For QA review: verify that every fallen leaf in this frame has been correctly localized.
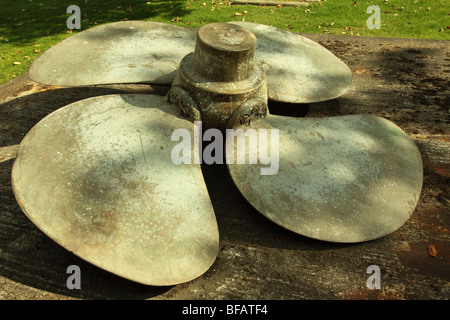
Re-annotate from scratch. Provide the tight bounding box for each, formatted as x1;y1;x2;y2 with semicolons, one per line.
34;49;40;53
428;244;438;257
13;61;21;65
355;68;371;75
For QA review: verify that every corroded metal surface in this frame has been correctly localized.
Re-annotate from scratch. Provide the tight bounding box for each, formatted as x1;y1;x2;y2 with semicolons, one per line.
169;23;268;130
29;20;352;106
29;21;197;87
230;21;353;103
11;94;219;285
0;33;448;300
226;113;423;243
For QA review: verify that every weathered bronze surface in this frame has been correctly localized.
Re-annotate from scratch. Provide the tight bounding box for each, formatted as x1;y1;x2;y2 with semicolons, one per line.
11;94;219;286
0;32;447;300
226;112;423;242
28;21;197;86
230;21;353;103
29;20;352;105
3;21;435;292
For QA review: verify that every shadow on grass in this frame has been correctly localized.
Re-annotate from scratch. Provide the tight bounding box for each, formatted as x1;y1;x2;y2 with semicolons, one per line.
1;0;191;45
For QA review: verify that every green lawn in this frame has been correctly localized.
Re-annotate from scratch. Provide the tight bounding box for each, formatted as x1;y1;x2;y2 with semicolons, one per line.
0;0;448;85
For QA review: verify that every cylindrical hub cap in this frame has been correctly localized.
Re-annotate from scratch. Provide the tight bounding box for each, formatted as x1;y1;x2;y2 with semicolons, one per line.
192;23;257;82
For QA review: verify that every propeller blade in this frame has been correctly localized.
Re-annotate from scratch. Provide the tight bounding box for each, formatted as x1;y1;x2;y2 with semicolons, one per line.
11;94;219;285
226;113;423;243
29;21;197;87
229;22;353;104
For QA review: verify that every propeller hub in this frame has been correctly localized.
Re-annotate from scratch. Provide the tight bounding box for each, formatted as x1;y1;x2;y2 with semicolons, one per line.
193;22;257;82
168;23;268;130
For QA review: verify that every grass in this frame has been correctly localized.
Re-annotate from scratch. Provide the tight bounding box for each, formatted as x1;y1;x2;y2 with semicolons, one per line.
0;0;448;86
